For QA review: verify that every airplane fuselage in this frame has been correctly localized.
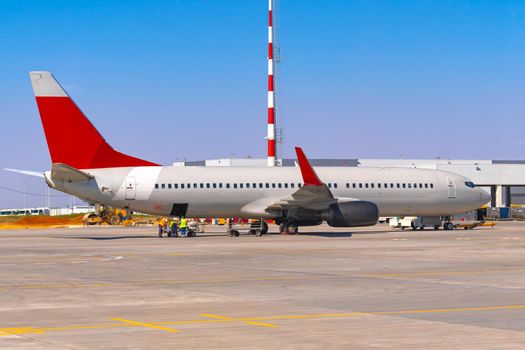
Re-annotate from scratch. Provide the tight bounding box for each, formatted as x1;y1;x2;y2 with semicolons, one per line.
48;165;489;219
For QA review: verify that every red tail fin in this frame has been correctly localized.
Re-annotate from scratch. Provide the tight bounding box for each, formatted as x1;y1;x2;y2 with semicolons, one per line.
29;71;159;169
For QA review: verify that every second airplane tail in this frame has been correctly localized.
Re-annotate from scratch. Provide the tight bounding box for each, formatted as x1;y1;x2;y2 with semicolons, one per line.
29;71;158;170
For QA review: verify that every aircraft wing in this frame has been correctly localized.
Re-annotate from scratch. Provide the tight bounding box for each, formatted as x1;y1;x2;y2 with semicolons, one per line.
265;147;337;212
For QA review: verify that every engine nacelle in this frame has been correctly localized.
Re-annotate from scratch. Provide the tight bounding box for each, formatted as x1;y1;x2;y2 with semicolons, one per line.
323;201;379;227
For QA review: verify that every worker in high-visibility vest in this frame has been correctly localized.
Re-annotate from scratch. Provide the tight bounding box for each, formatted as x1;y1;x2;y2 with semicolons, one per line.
169;218;178;238
179;217;188;237
158;217;168;238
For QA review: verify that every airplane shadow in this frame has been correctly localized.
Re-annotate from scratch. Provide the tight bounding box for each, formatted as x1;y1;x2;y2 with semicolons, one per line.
63;235;154;240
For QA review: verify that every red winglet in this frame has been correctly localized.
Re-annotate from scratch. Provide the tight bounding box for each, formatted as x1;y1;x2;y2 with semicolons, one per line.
295;147;323;186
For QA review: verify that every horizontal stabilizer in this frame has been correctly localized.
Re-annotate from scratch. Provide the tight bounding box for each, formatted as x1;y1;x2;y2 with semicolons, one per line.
4;168;45;178
51;163;94;182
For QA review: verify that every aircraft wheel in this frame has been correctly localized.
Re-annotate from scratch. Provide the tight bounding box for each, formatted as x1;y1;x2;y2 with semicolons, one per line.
255;230;263;237
260;221;269;234
443;222;454;230
287;225;298;235
434;225;439;230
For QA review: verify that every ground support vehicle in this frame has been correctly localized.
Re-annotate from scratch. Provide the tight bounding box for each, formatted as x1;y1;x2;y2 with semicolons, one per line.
227;219;268;237
390;216;444;230
82;205;130;226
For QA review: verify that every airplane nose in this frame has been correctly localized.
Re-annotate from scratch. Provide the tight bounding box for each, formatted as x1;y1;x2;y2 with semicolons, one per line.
480;189;491;204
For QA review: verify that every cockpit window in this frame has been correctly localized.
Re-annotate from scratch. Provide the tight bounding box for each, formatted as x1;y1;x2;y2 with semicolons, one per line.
465;181;476;188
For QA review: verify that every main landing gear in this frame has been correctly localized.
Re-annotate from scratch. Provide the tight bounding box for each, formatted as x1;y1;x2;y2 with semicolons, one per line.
442;216;454;230
443;222;454;230
279;222;299;235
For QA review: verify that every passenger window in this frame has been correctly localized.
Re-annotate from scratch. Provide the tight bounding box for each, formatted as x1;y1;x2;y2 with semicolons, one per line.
365;183;369;188
266;183;269;188
234;184;238;189
161;184;165;189
414;183;417;188
168;184;172;189
402;184;406;188
200;183;204;189
334;183;338;189
385;183;388;188
298;183;302;188
291;183;295;188
284;183;288;188
278;183;282;188
213;183;216;188
419;183;423;188
181;184;185;189
239;183;243;189
359;183;363;188
193;183;197;188
155;184;159;189
371;183;374;188
408;184;411;188
353;183;356;188
253;183;257;188
346;183;349;188
378;183;381;188
328;183;332;188
174;184;178;189
430;183;434;188
272;183;276;188
226;183;230;189
219;183;223;188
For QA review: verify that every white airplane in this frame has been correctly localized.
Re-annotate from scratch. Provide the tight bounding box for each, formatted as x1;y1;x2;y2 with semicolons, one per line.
17;71;490;234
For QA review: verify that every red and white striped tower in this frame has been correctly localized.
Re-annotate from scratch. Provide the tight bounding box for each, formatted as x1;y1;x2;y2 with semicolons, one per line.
267;0;276;166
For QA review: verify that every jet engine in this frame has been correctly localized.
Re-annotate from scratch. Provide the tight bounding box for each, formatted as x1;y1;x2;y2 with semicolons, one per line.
323;201;379;227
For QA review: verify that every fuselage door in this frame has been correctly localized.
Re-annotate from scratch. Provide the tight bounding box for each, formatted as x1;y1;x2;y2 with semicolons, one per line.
125;176;136;200
447;177;456;198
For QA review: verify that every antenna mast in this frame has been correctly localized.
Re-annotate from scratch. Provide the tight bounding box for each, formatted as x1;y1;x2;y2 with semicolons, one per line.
267;0;276;166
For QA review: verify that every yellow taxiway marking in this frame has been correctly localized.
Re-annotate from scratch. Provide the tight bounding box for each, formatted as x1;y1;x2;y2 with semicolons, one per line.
201;313;278;328
2;304;525;337
111;317;179;333
0;327;46;336
244;321;279;328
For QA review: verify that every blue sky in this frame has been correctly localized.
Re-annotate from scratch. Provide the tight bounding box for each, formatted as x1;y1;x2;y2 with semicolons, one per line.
1;0;524;207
